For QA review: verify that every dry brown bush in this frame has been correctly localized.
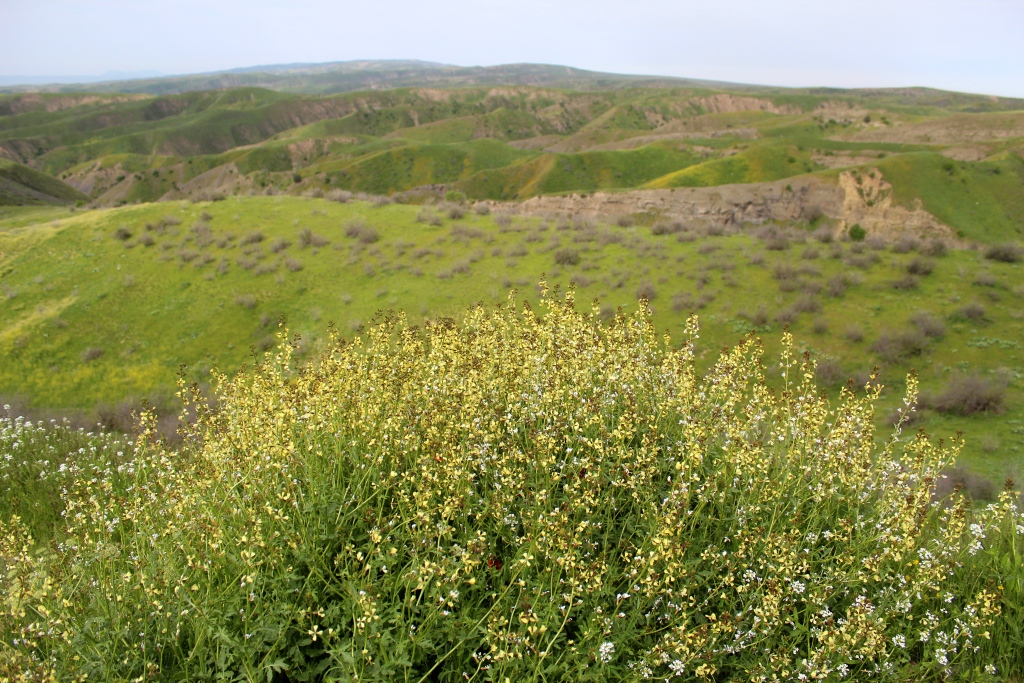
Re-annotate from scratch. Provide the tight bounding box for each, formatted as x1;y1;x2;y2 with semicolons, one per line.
925;374;1005;416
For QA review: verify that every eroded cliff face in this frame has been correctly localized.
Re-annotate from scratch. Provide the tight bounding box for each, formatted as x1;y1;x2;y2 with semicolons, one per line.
492;169;960;243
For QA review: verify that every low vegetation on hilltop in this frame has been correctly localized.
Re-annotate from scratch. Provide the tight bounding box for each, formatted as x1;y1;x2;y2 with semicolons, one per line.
1;291;1022;681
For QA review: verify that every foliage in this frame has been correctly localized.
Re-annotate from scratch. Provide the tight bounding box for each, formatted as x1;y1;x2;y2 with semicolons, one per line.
1;291;1023;681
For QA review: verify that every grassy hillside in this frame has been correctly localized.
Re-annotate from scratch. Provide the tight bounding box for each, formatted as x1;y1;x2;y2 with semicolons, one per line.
2;196;1023;487
0;160;88;205
1;83;1022;245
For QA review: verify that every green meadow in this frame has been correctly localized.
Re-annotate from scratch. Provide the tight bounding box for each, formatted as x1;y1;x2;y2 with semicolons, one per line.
2;196;1022;486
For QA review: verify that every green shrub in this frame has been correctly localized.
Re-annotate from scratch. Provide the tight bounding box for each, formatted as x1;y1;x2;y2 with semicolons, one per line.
848;223;866;241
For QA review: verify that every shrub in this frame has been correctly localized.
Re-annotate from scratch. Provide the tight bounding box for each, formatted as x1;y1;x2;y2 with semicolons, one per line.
983;243;1023;263
814;357;845;387
890;275;919;290
920;239;947;257
801;246;820;260
870;329;927;363
240;231;265;246
473;202;490;215
974;271;999;288
113;226;132;241
892;236;919;254
927;374;1005;416
906;258;934;276
811;226;833;243
2;297;1022;681
843;325;864;343
826;275;847;298
616;214;635;227
635;281;657;301
136;233;155;247
553;248;581;266
848;223;866;241
950;303;987;323
326;189;352;203
299;228;332;248
80;347;104;362
910;312;945;339
651;222;682;236
933;467;996;503
234;294;257;309
270;238;291;253
344;222;378;244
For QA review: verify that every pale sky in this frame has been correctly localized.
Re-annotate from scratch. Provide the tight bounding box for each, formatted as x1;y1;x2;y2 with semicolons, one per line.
2;0;1022;97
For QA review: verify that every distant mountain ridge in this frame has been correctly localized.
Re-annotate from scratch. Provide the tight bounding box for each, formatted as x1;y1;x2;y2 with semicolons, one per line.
0;60;757;96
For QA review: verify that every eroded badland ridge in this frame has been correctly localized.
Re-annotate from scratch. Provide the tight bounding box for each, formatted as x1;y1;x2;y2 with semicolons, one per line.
1;63;1022;245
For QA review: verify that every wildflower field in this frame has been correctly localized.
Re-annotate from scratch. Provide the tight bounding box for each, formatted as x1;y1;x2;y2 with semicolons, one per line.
1;287;1022;681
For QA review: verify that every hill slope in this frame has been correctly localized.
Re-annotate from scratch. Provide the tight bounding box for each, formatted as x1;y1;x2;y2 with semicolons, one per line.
0;160;88;205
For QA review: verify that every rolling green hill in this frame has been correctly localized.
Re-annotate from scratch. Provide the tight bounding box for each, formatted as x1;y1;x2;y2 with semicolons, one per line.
1;79;1021;244
0;159;88;205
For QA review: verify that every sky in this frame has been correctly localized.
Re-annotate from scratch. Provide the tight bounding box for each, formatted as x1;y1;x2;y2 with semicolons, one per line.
2;0;1022;97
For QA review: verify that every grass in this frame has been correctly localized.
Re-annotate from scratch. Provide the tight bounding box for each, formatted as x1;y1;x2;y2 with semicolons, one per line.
1;196;1023;489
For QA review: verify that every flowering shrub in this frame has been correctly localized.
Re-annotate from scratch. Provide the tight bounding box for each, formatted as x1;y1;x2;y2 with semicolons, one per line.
1;284;1022;681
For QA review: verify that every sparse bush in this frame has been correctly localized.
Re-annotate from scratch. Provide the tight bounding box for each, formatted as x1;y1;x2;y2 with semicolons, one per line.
80;347;104;362
236;257;258;270
801;246;820;260
933;467;996;503
113;226;132;241
870;329;927;363
494;213;513;228
920;239;947;257
326;189;352;203
635;281;657;301
974;271;999;288
814;358;845;387
445;204;465;220
240;231;265;246
739;307;769;327
811;226;833;243
906;258;934;276
747;251;765;266
473;202;490;215
926;374;1005;416
812;317;828;335
270;238;291;253
299;228;332;248
344;222;378;244
892;236;919;254
616;214;635;228
826;275;847;298
554;248;581;266
910;312;945;339
865;236;887;251
983;243;1023;263
891;274;920;290
843;325;864;343
136;233;155;247
950;303;988;323
651;222;683;236
234;294;258;309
